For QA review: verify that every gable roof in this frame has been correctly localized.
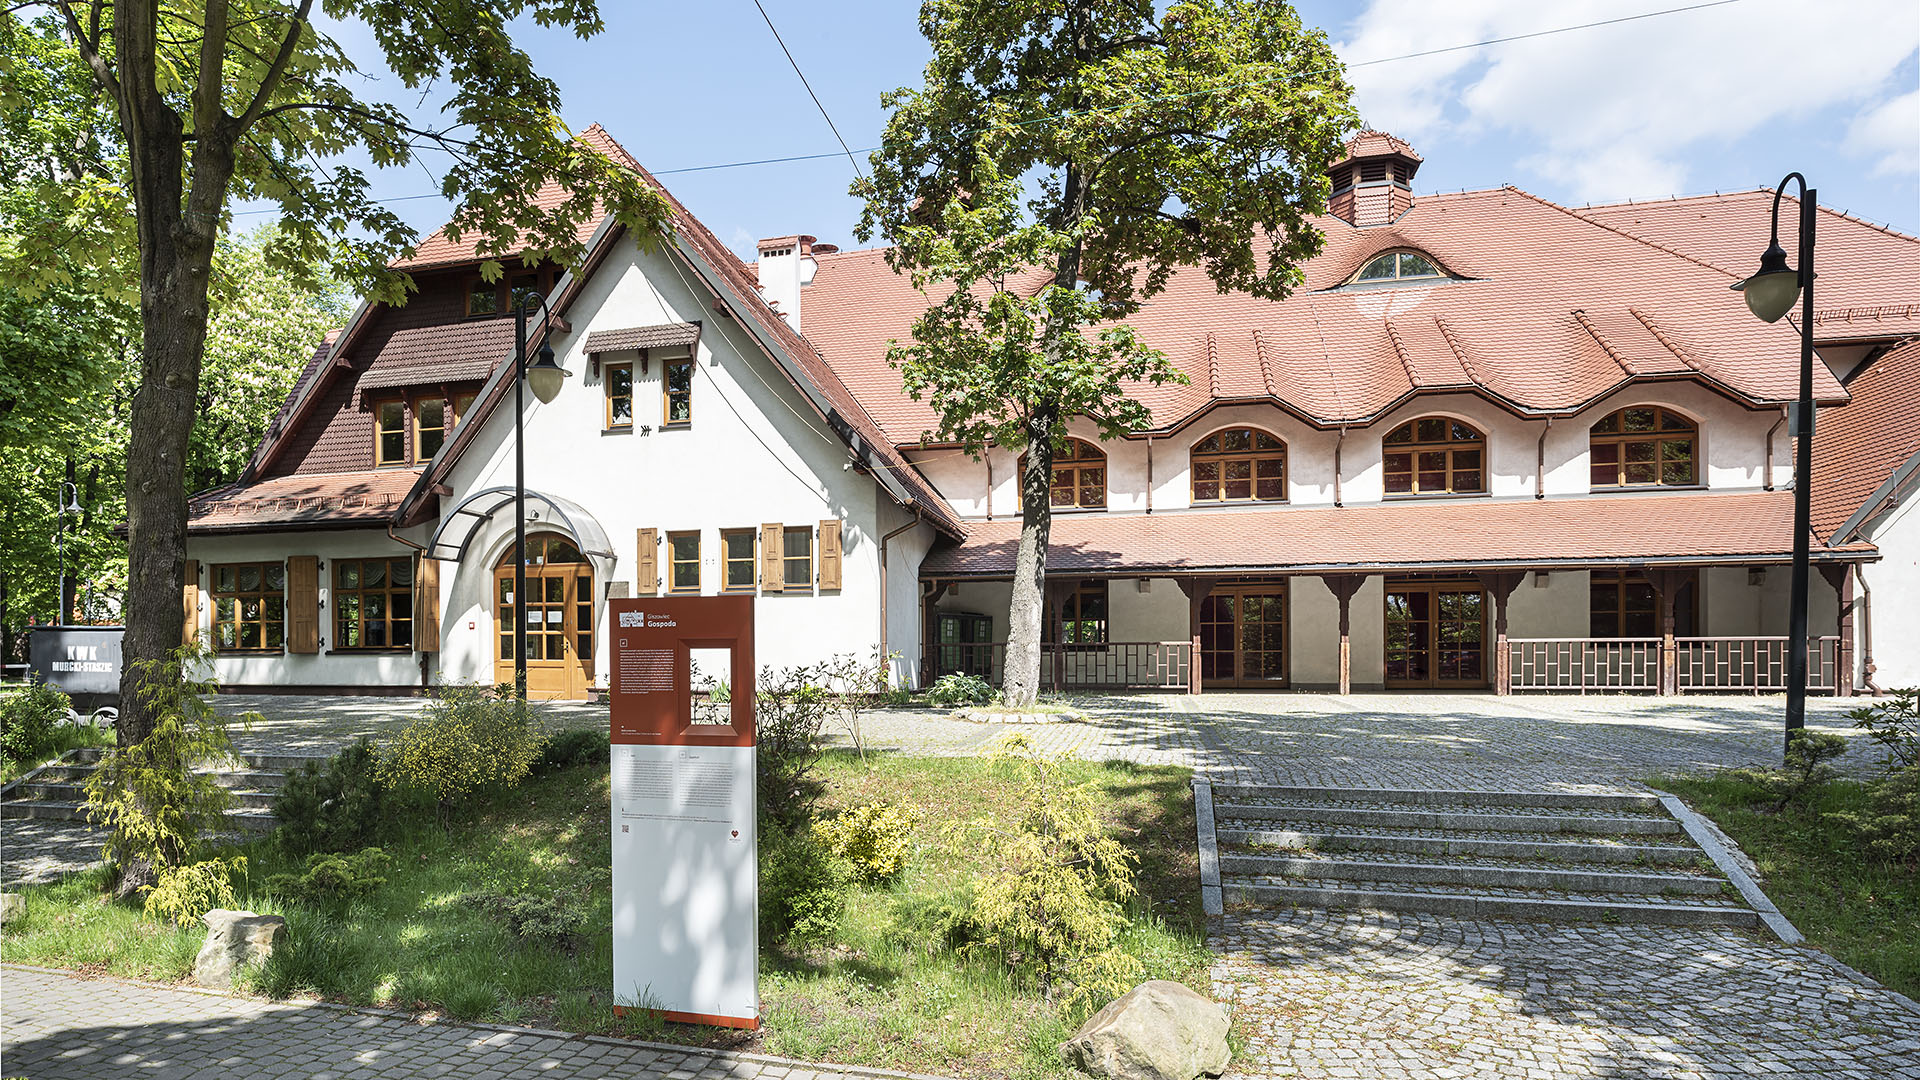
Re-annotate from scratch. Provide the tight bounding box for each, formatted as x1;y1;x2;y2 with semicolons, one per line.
1811;338;1920;544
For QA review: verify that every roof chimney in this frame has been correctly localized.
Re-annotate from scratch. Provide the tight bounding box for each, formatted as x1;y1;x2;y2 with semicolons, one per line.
1328;131;1422;227
756;235;817;333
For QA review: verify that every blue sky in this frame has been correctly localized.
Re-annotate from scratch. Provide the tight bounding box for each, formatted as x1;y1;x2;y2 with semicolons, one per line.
264;0;1920;261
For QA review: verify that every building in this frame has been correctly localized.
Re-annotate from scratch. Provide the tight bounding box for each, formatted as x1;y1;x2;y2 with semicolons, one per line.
184;126;1920;698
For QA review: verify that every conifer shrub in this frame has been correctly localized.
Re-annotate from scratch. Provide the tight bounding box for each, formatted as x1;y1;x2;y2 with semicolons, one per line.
264;848;391;907
273;738;389;854
1849;689;1919;771
760;827;848;944
375;685;545;818
815;801;915;883
1;680;71;769
143;856;246;927
462;890;589;951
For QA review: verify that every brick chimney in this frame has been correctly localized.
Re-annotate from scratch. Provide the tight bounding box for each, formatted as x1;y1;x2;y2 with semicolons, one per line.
755;235;819;334
1328;132;1422;227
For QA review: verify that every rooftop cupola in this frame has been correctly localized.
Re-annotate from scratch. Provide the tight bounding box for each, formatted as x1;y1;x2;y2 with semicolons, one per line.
1328;131;1422;227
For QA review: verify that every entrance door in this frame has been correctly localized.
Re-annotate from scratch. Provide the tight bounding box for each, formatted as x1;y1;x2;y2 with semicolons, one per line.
1384;580;1486;689
494;533;594;700
1199;586;1288;688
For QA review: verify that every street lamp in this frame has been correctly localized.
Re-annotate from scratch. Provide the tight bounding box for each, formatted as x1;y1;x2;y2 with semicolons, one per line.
1730;172;1816;750
55;481;82;624
511;290;571;700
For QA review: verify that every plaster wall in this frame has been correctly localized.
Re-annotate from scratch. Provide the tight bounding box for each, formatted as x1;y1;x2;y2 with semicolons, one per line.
1860;487;1920;688
1506;571;1591;638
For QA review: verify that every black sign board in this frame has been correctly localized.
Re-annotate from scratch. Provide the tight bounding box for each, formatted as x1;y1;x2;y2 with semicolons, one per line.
28;625;126;698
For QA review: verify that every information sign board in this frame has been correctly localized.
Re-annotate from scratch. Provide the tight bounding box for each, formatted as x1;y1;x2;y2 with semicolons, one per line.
28;625;125;698
607;596;758;1029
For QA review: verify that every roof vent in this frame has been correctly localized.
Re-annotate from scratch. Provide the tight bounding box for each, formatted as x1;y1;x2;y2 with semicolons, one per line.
1327;131;1421;228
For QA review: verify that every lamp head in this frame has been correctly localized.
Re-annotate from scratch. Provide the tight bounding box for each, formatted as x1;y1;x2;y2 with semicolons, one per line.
526;341;570;404
1731;240;1800;323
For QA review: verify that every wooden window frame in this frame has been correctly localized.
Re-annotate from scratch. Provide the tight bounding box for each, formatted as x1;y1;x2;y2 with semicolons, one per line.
662;353;694;427
1351;249;1445;285
721;528;757;593
667;531;701;594
605;361;634;430
1383;417;1487;496
373;397;409;467
1046;581;1109;646
464;277;500;319
211;562;286;653
413;393;451;462
1589;406;1699;489
1590;569;1698;638
781;525;812;592
1190;427;1287;504
465;266;555;319
1018;438;1108;511
332;556;415;652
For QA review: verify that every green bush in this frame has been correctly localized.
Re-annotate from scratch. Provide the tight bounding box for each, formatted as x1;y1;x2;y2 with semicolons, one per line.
1850;689;1919;772
760;827;848;944
1829;764;1920;864
273;739;389;854
533;728;610;775
376;685;545;814
1;681;72;769
755;665;836;830
815;801;915;883
883;888;982;955
926;672;997;707
462;890;589;951
143;856;246;927
264;847;391;907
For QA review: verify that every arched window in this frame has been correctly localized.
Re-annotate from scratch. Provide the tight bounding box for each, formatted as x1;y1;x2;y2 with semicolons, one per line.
1383;417;1486;495
1020;438;1107;509
1191;427;1286;503
1590;406;1698;488
1352;250;1444;284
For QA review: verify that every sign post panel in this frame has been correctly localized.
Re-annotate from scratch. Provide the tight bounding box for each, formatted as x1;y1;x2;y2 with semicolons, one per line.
607;596;758;1030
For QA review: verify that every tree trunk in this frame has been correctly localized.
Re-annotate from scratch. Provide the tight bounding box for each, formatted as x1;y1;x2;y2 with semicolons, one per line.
1003;409;1058;707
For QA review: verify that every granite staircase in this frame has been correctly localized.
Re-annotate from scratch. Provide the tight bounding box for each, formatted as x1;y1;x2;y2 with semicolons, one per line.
1;747;323;833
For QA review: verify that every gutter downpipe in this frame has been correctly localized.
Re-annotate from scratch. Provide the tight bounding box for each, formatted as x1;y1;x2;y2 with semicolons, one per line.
1146;434;1154;514
1333;426;1346;507
1857;562;1882;694
984;444;994;521
1535;417;1552;499
1763;406;1787;491
879;510;924;686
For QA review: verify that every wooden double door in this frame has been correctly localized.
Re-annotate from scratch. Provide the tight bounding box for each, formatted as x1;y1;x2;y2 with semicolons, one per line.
1384;579;1487;689
494;533;594;700
1199;584;1289;688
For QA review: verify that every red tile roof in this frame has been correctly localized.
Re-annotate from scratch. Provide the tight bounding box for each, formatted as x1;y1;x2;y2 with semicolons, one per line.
1811;338;1920;543
1338;130;1422;164
188;469;422;533
921;491;1869;578
581;322;700;353
798;183;1898;446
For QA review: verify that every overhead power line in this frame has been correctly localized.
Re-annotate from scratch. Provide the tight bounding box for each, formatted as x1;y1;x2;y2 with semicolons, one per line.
750;0;864;179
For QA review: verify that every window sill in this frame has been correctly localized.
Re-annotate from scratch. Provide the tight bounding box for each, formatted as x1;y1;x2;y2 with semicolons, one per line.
602;425;634;436
328;648;414;655
660;422;692;431
721;587;757;595
214;649;282;656
1190;499;1289;508
1049;505;1109;514
1382;491;1491;501
1588;484;1707;494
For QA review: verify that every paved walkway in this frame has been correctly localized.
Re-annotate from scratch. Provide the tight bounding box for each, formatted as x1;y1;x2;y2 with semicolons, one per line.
0;966;943;1080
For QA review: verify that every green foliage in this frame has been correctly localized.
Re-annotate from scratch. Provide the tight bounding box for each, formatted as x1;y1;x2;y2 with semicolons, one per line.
142;856;246;927
273;738;390;855
883;888;982;956
816;802;916;883
1775;730;1851;809
926;672;997;707
533;728;611;775
761;826;850;944
264;848;392;907
1849;689;1920;772
1828;765;1920;865
755;665;838;831
0;681;71;767
945;736;1138;989
1060;948;1149;1018
462;890;589;951
83;647;244;876
376;685;545;812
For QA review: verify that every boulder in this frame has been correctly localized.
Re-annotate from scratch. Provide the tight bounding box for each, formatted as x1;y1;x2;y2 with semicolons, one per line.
0;893;22;925
192;909;287;989
1060;979;1231;1080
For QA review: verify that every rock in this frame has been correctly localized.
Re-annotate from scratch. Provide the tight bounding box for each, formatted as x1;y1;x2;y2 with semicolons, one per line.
1060;980;1231;1080
0;893;22;925
193;909;287;989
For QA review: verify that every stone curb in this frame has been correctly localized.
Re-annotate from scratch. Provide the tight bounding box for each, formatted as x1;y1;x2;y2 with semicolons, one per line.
1193;776;1223;917
1650;790;1804;944
0;963;959;1080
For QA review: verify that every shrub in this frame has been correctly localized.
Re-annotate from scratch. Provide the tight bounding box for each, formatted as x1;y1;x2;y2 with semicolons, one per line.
273;739;388;854
376;685;545;815
1;681;71;769
1849;689;1919;772
143;856;246;927
1829;765;1920;865
816;802;915;883
760;826;848;944
883;888;982;955
1772;730;1850;810
755;665;837;830
264;848;392;907
463;890;589;950
926;672;996;707
533;728;610;775
1060;948;1149;1018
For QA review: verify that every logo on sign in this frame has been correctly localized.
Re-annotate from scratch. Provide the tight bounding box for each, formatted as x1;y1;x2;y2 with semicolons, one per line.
619;611;644;627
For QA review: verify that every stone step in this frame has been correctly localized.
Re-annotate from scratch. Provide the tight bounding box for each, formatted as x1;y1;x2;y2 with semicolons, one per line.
13;766;288;792
1219;852;1727;896
1214;802;1683;836
1217;827;1706;866
0;799;276;832
4;781;278;810
1223;880;1761;928
68;747;327;772
1215;784;1662;813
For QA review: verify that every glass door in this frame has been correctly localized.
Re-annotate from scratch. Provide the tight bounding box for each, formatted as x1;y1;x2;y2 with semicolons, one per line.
1199;586;1289;688
1385;579;1486;689
493;533;594;699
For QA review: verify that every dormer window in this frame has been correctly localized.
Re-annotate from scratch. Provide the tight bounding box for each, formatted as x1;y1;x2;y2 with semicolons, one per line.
1355;250;1444;284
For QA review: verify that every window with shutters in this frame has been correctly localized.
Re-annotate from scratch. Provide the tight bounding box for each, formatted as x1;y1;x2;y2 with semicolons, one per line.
663;352;693;426
212;562;285;652
1383;417;1486;496
1589;406;1698;488
333;557;413;650
1191;427;1286;503
722;529;757;592
606;362;633;428
668;531;700;594
373;399;408;466
782;526;812;590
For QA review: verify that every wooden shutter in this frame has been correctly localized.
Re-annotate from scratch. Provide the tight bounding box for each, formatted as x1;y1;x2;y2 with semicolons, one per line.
818;519;842;591
636;528;657;596
286;556;319;654
414;556;441;653
760;523;783;593
181;559;200;644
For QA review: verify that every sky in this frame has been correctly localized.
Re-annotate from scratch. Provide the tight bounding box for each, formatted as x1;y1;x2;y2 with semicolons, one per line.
248;0;1920;262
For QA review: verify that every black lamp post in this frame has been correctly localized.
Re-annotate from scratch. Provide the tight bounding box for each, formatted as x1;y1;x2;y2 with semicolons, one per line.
54;481;82;624
1730;173;1815;750
511;292;571;701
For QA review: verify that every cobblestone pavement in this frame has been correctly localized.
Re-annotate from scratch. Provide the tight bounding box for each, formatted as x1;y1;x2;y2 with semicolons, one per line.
1210;910;1920;1080
1;818;106;888
0;965;947;1080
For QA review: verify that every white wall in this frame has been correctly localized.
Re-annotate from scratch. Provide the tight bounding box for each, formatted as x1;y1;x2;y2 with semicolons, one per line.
1861;484;1920;688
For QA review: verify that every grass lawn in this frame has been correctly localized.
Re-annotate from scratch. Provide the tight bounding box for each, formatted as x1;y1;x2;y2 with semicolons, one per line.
2;724;116;785
1;749;1203;1079
1653;771;1917;998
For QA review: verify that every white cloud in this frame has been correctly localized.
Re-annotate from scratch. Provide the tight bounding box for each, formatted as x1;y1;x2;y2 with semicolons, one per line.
1846;87;1920;178
1336;0;1919;201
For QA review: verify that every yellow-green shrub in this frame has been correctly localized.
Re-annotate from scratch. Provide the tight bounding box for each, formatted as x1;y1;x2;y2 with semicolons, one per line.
375;686;544;810
143;856;246;927
816;802;915;882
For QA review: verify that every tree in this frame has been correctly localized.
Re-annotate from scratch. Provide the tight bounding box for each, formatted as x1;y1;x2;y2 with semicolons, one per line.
3;3;672;742
855;0;1355;704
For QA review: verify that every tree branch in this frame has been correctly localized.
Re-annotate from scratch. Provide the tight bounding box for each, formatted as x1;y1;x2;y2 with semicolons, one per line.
232;0;314;135
192;0;229;141
52;0;121;99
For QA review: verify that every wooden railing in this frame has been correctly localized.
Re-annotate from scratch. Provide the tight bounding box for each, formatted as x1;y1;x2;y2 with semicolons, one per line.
1508;636;1843;694
924;641;1192;692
